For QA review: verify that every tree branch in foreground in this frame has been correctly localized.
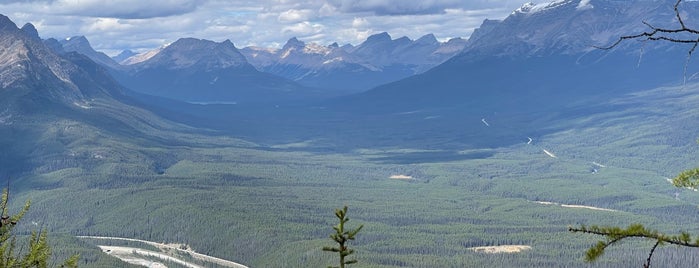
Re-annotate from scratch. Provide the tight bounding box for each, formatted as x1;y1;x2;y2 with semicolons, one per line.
569;224;699;267
595;0;699;83
596;0;699;50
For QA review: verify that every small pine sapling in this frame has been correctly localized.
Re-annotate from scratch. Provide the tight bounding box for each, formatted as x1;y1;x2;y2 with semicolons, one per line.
322;206;363;268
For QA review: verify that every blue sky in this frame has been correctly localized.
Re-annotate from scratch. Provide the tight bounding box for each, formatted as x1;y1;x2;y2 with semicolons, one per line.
0;0;529;55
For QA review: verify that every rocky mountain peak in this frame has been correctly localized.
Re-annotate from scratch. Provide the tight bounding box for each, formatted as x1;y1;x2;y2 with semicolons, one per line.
138;37;249;70
112;49;136;63
58;35;122;70
363;32;392;45
20;23;39;40
282;37;305;50
60;36;91;50
416;34;438;45
0;14;17;32
0;14;121;104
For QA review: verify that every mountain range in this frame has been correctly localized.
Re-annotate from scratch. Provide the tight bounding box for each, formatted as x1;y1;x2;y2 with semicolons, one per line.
5;0;699;267
42;0;696;109
45;32;466;99
239;33;467;92
29;0;697;148
342;0;698;112
114;37;321;103
6;0;698;149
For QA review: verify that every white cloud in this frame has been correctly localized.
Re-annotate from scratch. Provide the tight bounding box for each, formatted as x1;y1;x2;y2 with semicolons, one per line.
0;0;521;54
82;18;134;33
278;9;314;23
351;17;370;28
282;21;324;36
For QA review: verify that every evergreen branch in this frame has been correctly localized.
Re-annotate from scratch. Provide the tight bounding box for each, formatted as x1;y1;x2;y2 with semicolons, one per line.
673;167;699;188
569;224;699;265
60;254;80;268
347;225;363;240
323;247;340;252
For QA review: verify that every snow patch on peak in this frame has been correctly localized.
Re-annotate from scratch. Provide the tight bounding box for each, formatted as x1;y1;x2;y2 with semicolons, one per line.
322;57;343;65
577;0;593;10
514;0;567;14
515;2;535;13
303;43;331;55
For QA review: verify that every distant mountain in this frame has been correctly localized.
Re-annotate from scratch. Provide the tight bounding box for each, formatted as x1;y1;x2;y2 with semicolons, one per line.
120;45;164;65
115;38;319;103
346;0;696;108
42;37;65;54
349;32;440;70
112;49;136;63
54;30;466;97
240;33;467;92
59;36;123;70
463;0;684;57
322;0;699;147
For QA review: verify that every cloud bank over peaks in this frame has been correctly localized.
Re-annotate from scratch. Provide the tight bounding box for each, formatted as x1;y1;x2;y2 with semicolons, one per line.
0;0;525;55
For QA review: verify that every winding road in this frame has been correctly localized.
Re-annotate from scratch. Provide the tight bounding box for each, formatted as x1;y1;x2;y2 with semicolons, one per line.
77;236;248;268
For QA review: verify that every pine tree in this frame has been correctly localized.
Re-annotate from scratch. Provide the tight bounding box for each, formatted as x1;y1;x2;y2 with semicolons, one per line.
322;206;363;268
0;188;79;267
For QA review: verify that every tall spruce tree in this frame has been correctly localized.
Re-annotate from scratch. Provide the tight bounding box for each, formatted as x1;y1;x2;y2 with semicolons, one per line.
322;206;363;268
569;1;699;267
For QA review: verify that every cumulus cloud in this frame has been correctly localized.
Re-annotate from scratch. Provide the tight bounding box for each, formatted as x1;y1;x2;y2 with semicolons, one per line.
282;21;324;35
351;17;370;28
82;18;134;32
278;9;314;22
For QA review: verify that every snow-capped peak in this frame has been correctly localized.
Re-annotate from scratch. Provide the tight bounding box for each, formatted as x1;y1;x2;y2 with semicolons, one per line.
514;0;568;14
